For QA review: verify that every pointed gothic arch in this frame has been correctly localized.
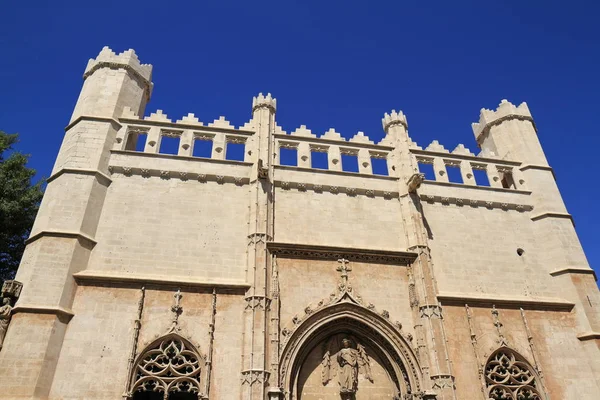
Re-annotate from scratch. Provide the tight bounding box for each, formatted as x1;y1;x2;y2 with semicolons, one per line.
127;333;208;400
485;347;546;400
279;298;423;399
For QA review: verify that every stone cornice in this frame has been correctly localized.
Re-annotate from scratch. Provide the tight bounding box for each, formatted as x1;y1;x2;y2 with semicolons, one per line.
25;230;97;247
530;212;573;224
419;192;534;212
273;178;398;199
519;164;553;173
267;242;417;265
73;271;250;291
65;115;122;132
437;292;574;312
550;267;597;280
108;164;250;186
577;332;600;341
47;168;112;186
12;304;75;321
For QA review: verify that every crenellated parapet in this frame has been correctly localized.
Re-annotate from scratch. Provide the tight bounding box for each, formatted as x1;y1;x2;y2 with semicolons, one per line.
382;109;408;132
83;46;153;97
252;92;277;113
472;99;534;144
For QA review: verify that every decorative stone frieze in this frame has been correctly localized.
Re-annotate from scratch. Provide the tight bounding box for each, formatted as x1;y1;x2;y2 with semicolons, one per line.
108;165;250;185
420;193;533;212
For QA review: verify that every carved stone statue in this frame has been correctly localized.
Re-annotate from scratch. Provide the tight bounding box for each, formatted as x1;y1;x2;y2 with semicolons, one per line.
337;338;359;393
321;335;373;397
0;280;22;351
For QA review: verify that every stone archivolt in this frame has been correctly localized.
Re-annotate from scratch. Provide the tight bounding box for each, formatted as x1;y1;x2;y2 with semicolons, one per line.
278;261;421;399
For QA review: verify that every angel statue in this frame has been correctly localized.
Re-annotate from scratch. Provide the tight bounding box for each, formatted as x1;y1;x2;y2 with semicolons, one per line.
321;335;374;396
357;343;373;383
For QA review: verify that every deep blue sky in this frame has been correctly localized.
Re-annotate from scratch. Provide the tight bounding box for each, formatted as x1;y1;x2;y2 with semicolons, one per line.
1;1;598;275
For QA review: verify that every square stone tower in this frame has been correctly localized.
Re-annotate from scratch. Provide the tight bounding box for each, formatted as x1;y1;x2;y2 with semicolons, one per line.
0;47;598;400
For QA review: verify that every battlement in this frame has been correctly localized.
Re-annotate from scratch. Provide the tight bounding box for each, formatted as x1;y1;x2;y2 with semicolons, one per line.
472;99;534;142
252;92;277;112
382;109;408;132
83;46;153;84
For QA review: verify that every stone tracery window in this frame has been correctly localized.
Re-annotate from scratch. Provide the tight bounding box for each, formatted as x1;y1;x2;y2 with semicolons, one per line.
131;335;202;399
485;348;544;400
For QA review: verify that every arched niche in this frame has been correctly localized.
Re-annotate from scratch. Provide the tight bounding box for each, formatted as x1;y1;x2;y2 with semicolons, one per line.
280;301;422;400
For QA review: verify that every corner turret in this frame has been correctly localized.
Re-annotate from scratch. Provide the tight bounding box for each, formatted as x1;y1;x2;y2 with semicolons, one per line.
472;99;546;166
71;46;153;122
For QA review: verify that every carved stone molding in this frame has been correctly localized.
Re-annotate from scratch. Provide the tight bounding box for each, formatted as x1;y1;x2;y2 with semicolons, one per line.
108;165;250;185
491;306;508;347
431;374;455;390
420;193;533;212
419;304;442;319
267;242;417;266
248;233;273;246
437;293;574;312
273;180;399;199
245;295;272;311
241;369;270;386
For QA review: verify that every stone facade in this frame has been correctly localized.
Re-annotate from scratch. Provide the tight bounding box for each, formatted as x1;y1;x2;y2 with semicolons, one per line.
0;47;599;400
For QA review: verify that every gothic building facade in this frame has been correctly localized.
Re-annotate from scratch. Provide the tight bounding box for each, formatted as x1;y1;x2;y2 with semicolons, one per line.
0;47;599;399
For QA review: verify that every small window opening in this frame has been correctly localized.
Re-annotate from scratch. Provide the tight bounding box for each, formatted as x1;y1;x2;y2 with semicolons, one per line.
341;154;359;173
226;142;245;161
311;150;328;169
472;168;490;186
500;171;516;189
279;147;298;166
417;162;435;181
125;132;148;152
371;158;389;176
159;135;180;155
446;164;463;184
192;138;213;158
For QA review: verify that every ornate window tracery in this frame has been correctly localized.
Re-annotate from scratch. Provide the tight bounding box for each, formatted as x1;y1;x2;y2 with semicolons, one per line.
130;335;202;398
485;349;544;400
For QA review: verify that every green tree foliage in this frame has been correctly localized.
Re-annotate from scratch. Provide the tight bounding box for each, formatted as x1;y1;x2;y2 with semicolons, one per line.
0;131;44;281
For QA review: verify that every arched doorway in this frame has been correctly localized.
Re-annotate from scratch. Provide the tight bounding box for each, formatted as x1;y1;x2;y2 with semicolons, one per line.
280;301;422;400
